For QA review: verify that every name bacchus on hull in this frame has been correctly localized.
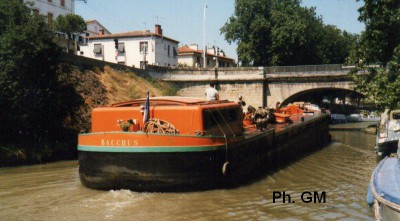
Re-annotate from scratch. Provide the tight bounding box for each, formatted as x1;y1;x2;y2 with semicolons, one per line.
101;139;139;146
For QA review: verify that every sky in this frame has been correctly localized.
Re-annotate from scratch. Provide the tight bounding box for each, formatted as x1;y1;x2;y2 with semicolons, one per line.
75;0;365;62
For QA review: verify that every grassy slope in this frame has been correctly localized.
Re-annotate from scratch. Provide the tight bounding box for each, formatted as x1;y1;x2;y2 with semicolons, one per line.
100;66;176;103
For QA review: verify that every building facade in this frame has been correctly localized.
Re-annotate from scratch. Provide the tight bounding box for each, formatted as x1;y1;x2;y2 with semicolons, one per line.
25;0;74;21
78;25;179;68
178;44;236;68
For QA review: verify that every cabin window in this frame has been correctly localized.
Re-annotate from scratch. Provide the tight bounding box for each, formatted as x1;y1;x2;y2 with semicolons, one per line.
60;0;65;7
203;108;241;133
393;112;400;120
93;44;102;54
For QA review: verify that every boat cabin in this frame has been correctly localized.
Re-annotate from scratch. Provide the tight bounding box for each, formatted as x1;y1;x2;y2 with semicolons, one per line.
91;97;243;137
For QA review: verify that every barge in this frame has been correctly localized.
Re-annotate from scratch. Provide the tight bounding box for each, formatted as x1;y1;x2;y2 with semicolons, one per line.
78;96;330;191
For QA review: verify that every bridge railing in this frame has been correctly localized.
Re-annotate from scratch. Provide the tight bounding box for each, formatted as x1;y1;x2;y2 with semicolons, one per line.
265;64;349;74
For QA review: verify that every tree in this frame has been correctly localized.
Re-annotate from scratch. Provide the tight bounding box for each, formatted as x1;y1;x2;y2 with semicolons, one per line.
54;14;86;53
349;0;400;110
0;0;66;143
356;0;400;66
221;0;358;66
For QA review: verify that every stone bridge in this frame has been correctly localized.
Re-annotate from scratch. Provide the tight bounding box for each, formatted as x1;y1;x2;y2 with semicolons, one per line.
148;64;364;108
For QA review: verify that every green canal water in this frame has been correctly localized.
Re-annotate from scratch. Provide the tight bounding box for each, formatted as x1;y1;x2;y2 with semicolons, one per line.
0;130;378;220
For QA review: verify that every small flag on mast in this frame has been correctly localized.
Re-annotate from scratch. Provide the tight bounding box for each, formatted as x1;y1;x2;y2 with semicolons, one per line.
143;91;150;124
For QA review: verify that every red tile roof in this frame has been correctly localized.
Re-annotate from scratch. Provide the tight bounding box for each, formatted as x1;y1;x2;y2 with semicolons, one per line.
178;45;235;61
89;30;179;43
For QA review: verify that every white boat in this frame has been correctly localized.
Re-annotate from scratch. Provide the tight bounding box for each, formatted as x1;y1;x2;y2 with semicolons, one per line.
346;111;380;122
376;109;400;156
367;149;400;220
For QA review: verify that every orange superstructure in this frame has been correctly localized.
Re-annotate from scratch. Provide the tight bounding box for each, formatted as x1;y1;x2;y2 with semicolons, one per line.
90;97;242;136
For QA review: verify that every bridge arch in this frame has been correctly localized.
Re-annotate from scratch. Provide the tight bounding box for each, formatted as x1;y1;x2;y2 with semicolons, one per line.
280;88;365;106
266;81;356;108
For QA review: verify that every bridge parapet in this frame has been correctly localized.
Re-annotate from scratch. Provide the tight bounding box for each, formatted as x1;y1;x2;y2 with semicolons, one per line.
147;64;357;82
265;64;347;74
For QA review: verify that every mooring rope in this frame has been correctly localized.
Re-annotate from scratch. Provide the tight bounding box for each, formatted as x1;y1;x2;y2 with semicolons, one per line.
143;118;179;134
206;109;230;175
215;108;236;138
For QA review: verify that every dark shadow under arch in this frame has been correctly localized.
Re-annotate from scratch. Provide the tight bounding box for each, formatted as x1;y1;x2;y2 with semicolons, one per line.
281;88;367;114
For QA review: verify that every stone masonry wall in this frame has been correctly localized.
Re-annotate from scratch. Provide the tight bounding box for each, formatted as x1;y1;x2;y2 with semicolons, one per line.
61;54;353;109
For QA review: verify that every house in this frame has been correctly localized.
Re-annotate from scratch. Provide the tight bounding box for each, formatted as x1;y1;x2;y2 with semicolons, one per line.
178;44;236;68
24;0;74;25
78;24;179;68
25;0;78;52
83;20;111;41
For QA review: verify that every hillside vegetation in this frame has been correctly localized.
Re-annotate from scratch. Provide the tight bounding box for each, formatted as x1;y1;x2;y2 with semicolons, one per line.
0;64;176;166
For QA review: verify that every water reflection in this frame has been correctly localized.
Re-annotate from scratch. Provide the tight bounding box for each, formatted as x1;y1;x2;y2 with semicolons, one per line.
0;131;377;220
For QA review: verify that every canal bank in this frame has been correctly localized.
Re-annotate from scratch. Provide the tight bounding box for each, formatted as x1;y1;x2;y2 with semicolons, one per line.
0;130;377;220
330;122;378;134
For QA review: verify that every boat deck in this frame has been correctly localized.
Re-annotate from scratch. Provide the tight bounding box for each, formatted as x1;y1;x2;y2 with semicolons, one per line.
243;114;319;138
372;157;400;206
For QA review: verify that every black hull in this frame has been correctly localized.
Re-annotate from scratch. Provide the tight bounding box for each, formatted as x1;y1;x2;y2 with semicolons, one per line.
79;115;331;192
79;150;227;192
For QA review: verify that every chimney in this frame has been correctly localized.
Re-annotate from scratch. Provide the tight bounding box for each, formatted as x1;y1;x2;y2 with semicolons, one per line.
155;24;163;35
189;44;198;50
99;29;104;36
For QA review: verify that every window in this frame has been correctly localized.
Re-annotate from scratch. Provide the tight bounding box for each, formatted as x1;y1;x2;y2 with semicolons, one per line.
140;61;148;69
48;0;52;2
167;45;170;56
32;9;39;15
118;42;125;53
203;108;241;135
207;58;210;66
393;112;400;120
93;44;102;54
140;42;148;53
60;0;65;7
173;46;177;58
47;13;53;26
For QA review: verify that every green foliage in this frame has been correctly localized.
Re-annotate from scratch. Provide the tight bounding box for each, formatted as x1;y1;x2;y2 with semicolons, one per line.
0;1;81;146
350;48;400;110
54;14;86;53
221;0;358;66
355;0;400;65
349;0;400;110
